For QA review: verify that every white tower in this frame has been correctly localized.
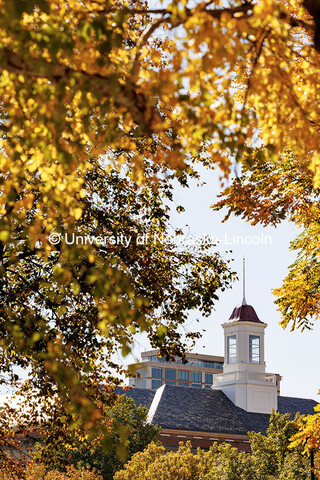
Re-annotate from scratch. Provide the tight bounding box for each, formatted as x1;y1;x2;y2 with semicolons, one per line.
212;261;278;414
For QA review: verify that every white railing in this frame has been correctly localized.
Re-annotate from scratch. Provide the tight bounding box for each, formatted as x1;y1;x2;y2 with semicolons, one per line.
212;371;276;386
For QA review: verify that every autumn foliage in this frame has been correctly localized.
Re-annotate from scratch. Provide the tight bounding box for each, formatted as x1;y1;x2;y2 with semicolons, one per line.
115;413;315;480
1;0;320;467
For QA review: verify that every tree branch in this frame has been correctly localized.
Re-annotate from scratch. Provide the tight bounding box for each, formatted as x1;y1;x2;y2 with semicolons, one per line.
132;16;170;77
1;48;153;132
302;0;320;50
243;30;270;108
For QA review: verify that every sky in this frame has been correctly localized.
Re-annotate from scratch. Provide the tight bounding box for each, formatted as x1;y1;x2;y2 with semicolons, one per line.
126;165;320;402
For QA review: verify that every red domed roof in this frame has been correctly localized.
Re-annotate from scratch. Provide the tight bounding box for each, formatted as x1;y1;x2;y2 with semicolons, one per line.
227;304;263;324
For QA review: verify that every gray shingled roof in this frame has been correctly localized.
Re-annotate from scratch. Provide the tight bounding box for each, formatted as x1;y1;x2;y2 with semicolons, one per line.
119;385;318;436
117;387;154;410
277;395;318;415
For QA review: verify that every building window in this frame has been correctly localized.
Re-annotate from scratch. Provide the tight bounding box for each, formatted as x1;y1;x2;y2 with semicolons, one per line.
204;384;212;389
249;335;260;363
165;380;176;385
137;368;146;378
192;371;202;383
148;355;166;363
192;383;202;388
165;369;176;381
212;362;223;370
187;359;223;369
178;370;189;381
136;379;147;389
178;381;189;387
205;373;213;384
227;335;237;364
152;379;162;389
152;367;162;379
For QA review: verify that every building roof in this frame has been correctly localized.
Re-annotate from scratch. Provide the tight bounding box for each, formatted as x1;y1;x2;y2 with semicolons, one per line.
140;349;224;363
118;385;318;436
227;304;264;324
118;387;155;410
277;395;318;415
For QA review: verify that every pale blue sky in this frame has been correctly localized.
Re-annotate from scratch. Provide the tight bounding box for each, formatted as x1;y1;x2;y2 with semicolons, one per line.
127;165;320;401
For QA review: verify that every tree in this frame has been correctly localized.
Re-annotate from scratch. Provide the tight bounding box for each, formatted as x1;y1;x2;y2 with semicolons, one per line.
114;442;217;480
1;0;320;429
0;393;160;478
205;412;310;480
0;160;234;444
248;412;310;480
1;463;103;480
206;443;255;480
30;394;160;480
289;404;320;478
115;413;311;480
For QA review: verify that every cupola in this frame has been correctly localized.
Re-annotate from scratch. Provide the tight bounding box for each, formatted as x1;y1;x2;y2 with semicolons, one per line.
212;259;278;414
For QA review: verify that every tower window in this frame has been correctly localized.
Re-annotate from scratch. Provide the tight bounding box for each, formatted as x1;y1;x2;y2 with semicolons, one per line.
227;335;237;363
249;335;260;363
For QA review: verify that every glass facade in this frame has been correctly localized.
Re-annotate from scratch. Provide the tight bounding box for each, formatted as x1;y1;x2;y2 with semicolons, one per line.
178;381;189;387
192;371;202;383
148;355;167;363
178;370;189;381
137;368;146;378
147;355;223;369
188;359;223;369
249;335;260;363
152;367;162;379
136;379;147;388
131;351;224;390
165;369;176;380
152;379;162;389
227;335;237;364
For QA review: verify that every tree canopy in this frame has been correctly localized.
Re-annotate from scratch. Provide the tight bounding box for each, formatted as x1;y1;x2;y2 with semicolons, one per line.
1;0;320;439
33;394;160;479
115;413;313;480
1;159;234;429
0;392;160;478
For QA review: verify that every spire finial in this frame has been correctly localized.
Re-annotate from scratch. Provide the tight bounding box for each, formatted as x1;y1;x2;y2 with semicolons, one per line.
242;257;247;305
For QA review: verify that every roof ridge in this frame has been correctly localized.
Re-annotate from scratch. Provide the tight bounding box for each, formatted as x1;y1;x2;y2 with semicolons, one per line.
146;384;166;424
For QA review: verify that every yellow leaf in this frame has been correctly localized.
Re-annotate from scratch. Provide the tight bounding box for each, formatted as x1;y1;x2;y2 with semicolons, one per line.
73;208;83;220
0;231;9;241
